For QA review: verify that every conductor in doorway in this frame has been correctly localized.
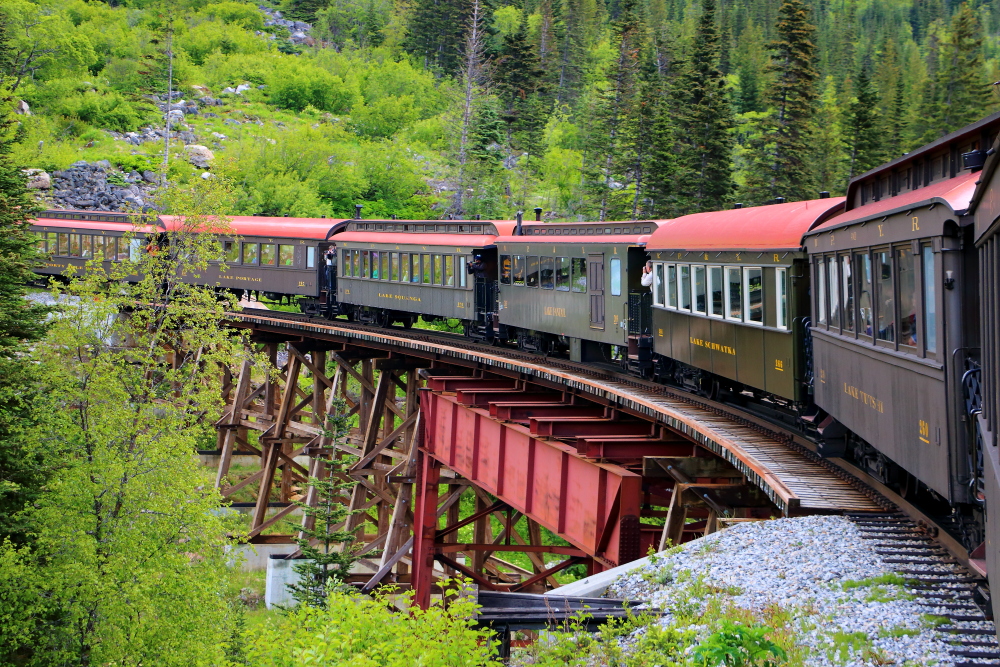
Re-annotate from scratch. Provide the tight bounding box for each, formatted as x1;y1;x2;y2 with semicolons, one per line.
641;260;654;289
324;247;335;291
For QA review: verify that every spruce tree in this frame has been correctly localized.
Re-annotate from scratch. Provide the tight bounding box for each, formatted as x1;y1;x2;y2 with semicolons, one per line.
494;14;548;153
405;0;470;73
672;0;733;214
581;0;645;220
742;0;819;203
923;2;993;141
288;399;360;608
812;76;847;195
886;76;907;160
844;65;883;179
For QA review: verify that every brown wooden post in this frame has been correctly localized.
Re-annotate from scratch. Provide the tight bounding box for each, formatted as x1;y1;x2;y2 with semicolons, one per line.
660;486;688;550
252;351;301;530
215;360;252;489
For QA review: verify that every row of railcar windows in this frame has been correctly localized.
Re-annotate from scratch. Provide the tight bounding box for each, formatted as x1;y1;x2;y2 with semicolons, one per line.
341;249;470;288
220;241;307;268
814;244;937;356
499;255;591;292
650;262;788;330
37;232;136;261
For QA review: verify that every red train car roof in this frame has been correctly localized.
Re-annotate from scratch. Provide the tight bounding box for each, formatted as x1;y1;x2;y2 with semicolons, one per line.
34;211;164;234
158;215;351;239
331;220;518;247
646;198;846;252
808;170;979;234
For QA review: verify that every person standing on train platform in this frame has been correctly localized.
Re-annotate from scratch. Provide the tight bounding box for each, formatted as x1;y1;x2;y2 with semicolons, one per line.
323;247;335;291
641;260;654;289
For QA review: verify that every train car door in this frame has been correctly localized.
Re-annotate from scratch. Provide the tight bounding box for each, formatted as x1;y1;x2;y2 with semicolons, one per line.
589;253;605;329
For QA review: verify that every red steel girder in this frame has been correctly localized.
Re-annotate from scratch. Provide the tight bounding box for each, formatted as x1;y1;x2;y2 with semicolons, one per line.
492;404;607;421
421;389;643;572
456;390;559;407
426;376;518;392
529;417;657;438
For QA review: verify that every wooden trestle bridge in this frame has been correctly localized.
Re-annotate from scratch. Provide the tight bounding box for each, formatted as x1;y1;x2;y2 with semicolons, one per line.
211;311;883;607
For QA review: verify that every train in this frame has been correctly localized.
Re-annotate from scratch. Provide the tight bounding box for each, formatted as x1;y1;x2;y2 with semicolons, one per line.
29;111;1000;609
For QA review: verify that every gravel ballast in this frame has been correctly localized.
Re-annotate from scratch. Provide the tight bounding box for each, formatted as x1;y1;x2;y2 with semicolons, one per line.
605;515;994;666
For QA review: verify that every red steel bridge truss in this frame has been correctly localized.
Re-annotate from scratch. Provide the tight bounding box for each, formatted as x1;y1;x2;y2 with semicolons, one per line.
210;313;881;606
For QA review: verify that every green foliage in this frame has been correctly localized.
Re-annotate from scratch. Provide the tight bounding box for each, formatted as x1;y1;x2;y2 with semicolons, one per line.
693;621;788;667
287;398;361;608
0;178;248;666
247;583;502;666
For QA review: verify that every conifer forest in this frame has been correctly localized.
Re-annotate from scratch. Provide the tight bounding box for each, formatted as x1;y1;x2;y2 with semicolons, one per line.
2;0;999;221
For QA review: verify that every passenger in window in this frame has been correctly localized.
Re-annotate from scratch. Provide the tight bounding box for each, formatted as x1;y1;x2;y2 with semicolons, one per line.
641;261;653;289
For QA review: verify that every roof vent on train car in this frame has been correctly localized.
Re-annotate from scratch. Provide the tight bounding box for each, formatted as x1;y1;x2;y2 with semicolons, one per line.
963;150;988;171
775;197;785;204
355;204;363;219
820;191;830;199
475;214;481;220
515;211;523;236
734;203;743;209
534;207;543;221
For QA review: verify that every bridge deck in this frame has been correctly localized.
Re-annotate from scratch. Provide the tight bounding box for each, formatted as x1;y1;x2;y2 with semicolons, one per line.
232;312;883;515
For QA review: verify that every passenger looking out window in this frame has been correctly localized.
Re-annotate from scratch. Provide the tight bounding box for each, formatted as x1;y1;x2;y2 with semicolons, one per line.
500;255;512;285
243;243;259;265
875;250;894;342
401;253;411;282
261;244;276;266
897;247;917;347
527;256;539;287
541;257;554;289
279;245;295;267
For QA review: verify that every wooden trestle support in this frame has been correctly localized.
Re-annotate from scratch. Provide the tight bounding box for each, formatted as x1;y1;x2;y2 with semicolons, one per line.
209;343;780;605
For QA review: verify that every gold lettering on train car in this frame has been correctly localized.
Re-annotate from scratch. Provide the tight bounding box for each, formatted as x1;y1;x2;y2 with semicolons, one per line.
918;419;930;443
298;281;305;287
678;252;683;259
735;253;741;261
658;328;664;337
829;233;835;245
851;231;857;240
878;224;884;237
344;289;350;295
613;314;619;325
775;359;784;371
228;275;262;283
544;306;567;317
613;247;617;254
689;337;736;355
843;383;884;413
774;254;779;262
379;293;422;302
814;238;819;247
819;368;826;383
457;302;465;308
655;253;662;259
912;217;920;231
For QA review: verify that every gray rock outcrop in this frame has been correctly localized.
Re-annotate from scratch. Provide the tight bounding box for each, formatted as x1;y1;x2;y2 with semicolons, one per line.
42;162;161;212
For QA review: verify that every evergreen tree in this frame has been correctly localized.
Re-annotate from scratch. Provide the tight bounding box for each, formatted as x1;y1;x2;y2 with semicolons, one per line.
886;76;907;160
405;0;470;73
643;69;676;218
288;399;361;608
581;0;645;220
811;76;847;195
844;65;883;179
741;0;819;203
494;14;548;153
922;2;994;141
285;0;330;24
672;0;733;214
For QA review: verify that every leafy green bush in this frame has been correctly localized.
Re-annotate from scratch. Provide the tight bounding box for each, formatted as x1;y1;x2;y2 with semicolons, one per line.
268;63;360;113
349;95;419;138
178;20;271;66
55;89;148;132
246;584;501;666
199;1;265;30
692;621;787;667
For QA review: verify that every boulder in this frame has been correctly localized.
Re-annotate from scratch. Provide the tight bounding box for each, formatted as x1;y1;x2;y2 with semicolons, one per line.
142;170;160;184
185;145;214;169
191;85;211;97
14;100;30;115
23;169;51;189
235;83;252;93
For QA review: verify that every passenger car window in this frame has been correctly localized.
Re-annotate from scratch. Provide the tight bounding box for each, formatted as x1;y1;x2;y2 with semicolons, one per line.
726;267;742;320
571;258;586;292
513;255;525;286
709;266;723;317
58;233;69;255
411;254;421;283
243;243;259;265
401;252;410;282
342;249;351;276
361;251;370;278
897;247;917;347
261;244;276;266
541;257;555;289
527;256;539;287
307;246;316;269
678;265;691;310
841;255;854;332
81;236;92;258
745;268;763;324
500;255;512;285
610;258;621;296
371;251;381;279
556;257;570;291
827;256;840;329
776;268;788;329
923;246;936;352
459;256;468;288
875;250;894;342
654;263;665;306
667;264;677;308
422;254;431;283
391;253;399;281
445;255;455;286
856;253;873;337
816;259;827;325
381;252;389;281
70;234;81;257
433;254;443;284
693;265;706;314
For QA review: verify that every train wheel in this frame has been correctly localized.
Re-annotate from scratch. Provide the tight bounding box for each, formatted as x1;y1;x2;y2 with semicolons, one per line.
402;317;414;329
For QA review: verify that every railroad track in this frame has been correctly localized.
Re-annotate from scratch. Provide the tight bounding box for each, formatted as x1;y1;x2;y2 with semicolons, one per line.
231;308;994;643
848;512;998;666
